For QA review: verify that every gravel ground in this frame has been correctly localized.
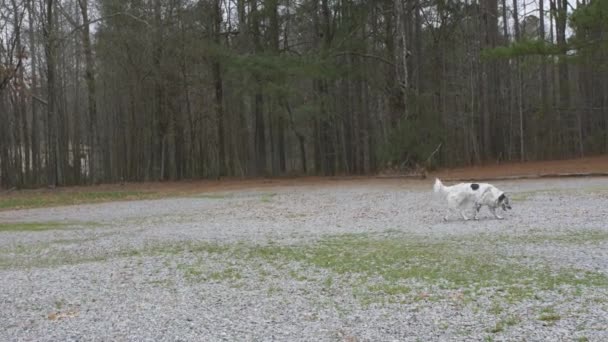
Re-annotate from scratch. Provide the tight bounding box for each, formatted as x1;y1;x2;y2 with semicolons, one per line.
1;178;607;341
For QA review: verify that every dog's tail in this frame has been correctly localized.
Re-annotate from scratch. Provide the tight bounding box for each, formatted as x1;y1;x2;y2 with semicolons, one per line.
433;178;446;194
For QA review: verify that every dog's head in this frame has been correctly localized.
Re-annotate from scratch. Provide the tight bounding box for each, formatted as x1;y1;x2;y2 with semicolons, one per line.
497;193;512;211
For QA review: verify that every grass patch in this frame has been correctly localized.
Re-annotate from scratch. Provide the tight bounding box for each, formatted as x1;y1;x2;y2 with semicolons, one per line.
488;321;504;333
503;315;520;326
260;193;277;203
0;191;159;210
3;232;607;310
474;229;608;246
0;221;99;232
538;307;561;323
368;284;411;296
288;269;308;281
177;263;204;279
489;302;503;315
0;240;230;270
209;267;242;281
489;314;520;333
247;233;608;302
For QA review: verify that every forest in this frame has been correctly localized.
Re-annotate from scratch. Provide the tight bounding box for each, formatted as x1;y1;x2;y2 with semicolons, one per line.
0;0;607;188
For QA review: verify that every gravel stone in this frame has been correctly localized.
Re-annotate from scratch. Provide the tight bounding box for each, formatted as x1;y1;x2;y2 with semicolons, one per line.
1;178;607;341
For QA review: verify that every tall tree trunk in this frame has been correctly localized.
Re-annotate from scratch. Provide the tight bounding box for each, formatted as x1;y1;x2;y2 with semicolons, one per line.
27;0;40;184
513;0;525;160
153;0;166;179
212;0;226;177
12;0;27;187
414;0;422;94
268;0;286;174
553;0;571;154
43;0;59;186
480;0;499;159
319;0;335;175
385;0;400;125
78;0;99;183
539;0;550;158
395;0;409;120
251;0;266;176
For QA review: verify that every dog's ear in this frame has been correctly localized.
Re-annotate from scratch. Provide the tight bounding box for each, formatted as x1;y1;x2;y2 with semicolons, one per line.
495;193;506;207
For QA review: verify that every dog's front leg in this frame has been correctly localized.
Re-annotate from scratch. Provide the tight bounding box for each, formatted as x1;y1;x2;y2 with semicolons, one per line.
443;210;451;222
473;203;482;220
489;207;503;220
460;211;470;221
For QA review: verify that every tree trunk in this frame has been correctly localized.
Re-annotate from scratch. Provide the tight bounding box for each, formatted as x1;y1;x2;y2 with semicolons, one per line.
250;0;267;176
43;0;59;186
212;0;226;177
512;0;525;161
553;0;571;154
11;0;27;187
77;0;99;183
539;0;550;158
153;0;166;180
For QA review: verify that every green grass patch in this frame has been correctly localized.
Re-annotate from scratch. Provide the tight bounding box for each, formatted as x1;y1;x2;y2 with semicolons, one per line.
177;263;204;279
488;321;504;333
260;193;277;203
503;314;520;327
209;267;242;281
488;314;520;334
3;231;607;310
538;306;561;323
475;229;608;246
0;221;99;232
0;191;159;210
247;233;608;302
0;240;230;269
489;302;504;315
368;283;412;296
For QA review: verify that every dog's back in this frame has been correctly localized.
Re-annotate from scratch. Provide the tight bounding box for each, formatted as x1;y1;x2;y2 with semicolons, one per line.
435;178;479;195
434;179;495;202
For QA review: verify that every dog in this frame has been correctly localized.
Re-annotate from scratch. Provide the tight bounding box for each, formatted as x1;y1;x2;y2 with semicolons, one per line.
433;178;512;221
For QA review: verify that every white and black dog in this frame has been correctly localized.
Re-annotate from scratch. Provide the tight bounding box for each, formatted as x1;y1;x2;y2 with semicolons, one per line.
433;178;512;221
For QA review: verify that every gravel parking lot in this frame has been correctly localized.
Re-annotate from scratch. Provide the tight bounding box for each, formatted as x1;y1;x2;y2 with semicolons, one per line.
1;178;607;341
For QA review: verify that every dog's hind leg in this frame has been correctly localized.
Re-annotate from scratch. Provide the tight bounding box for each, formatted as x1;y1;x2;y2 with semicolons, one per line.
443;208;454;221
460;210;470;221
444;195;462;221
473;203;482;220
